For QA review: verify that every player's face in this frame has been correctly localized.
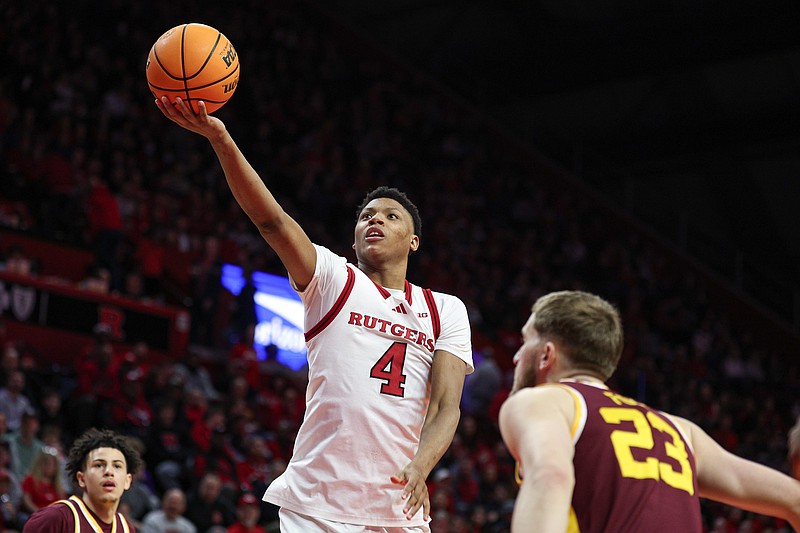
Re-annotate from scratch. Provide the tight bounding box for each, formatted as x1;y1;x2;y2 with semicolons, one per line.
354;198;418;261
76;447;131;506
511;313;546;393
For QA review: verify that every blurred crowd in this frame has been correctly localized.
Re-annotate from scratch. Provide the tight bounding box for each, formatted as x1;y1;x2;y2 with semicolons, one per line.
1;1;799;532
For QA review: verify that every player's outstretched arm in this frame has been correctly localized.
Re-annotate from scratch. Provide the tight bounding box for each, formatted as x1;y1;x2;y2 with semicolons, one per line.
391;351;468;521
682;417;800;530
155;97;316;288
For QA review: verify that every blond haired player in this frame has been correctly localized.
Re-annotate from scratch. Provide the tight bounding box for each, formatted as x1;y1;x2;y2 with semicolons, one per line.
500;290;800;532
156;97;473;532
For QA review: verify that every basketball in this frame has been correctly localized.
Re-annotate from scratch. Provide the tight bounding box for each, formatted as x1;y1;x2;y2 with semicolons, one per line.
146;23;240;114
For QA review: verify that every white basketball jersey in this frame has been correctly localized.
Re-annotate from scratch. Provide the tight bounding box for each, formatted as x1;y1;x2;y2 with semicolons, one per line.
264;245;473;526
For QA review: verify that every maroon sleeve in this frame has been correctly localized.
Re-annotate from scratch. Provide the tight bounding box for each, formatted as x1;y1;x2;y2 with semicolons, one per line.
22;503;73;533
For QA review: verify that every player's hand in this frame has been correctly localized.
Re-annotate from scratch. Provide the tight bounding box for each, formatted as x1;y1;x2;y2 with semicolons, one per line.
391;464;430;521
155;96;226;140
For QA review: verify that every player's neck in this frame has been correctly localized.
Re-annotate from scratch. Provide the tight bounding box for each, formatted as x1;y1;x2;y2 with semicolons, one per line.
358;263;407;290
559;371;606;386
83;495;117;524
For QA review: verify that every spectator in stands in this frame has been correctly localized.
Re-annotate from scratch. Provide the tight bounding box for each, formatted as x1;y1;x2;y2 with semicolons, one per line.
191;405;227;453
0;413;8;446
0;371;34;432
462;347;502;417
226;493;264;533
38;425;69;495
119;437;159;528
174;349;219;401
182;385;208;434
20;447;66;516
135;229;167;301
145;401;192;493
3;246;35;277
184;472;236;533
235;435;272;499
0;340;14;387
121;268;148;301
191;428;242;493
36;389;65;437
226;325;260;393
227;267;258;346
110;368;152;439
0;441;21;503
5;409;44;479
189;235;224;347
77;263;112;294
84;173;123;291
140;488;196;533
0;342;21;388
70;323;122;430
0;467;22;533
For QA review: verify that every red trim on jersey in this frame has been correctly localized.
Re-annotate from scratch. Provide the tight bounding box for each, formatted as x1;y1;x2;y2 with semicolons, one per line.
372;280;391;299
422;288;441;341
305;265;356;342
370;277;413;305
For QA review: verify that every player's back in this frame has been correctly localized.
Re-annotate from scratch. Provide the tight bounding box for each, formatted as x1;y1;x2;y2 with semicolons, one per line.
561;381;703;533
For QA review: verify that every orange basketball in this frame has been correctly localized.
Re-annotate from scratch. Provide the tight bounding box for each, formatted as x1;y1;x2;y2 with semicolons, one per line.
146;23;240;114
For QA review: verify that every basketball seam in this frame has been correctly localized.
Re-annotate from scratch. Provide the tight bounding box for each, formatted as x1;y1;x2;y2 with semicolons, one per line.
181;24;189;104
147;63;239;95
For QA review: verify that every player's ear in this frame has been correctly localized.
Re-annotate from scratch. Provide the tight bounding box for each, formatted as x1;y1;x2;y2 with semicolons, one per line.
539;342;557;370
76;471;86;488
409;235;419;253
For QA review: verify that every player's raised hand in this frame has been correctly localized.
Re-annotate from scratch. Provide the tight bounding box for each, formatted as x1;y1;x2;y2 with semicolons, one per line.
391;464;431;522
155;97;226;140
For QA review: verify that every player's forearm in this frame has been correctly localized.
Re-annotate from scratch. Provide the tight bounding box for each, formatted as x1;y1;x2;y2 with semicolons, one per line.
412;402;461;478
512;469;574;533
700;451;800;524
208;129;285;230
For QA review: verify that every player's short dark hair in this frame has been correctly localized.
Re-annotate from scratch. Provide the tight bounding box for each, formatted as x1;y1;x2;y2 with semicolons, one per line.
356;186;422;238
66;428;142;483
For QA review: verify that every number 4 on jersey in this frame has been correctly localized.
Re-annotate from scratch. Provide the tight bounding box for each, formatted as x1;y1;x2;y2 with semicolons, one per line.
370;342;407;397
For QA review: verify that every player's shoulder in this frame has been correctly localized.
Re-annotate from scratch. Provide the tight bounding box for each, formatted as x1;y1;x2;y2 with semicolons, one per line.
22;500;74;532
502;384;576;412
422;286;468;312
312;244;346;268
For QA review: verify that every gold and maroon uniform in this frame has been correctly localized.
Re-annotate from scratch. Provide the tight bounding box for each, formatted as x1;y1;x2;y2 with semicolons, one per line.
520;381;703;533
22;495;133;533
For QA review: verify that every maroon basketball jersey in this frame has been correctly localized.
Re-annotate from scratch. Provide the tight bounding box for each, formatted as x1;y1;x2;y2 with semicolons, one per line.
558;381;702;533
22;495;134;533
